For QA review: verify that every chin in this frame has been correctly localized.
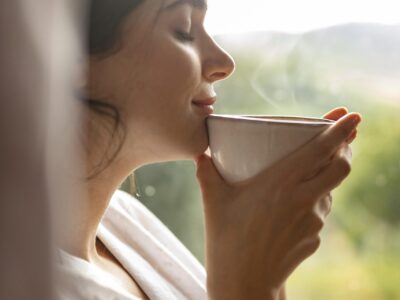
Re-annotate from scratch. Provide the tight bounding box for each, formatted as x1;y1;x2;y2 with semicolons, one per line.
150;123;210;162
177;143;209;161
189;143;209;160
147;142;207;165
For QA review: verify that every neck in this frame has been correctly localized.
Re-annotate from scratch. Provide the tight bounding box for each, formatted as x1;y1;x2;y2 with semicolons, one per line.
56;154;139;262
55;110;157;261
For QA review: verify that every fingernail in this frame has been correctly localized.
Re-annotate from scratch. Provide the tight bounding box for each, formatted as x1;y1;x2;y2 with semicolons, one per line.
350;114;361;125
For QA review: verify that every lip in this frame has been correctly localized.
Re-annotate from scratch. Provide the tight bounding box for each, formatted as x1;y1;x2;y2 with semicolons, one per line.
192;96;217;106
192;97;216;115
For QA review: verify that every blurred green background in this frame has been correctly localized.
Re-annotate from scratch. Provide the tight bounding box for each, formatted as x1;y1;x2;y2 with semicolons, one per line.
122;23;400;299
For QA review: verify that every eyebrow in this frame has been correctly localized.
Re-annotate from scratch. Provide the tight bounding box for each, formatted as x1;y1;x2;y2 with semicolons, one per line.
161;0;207;12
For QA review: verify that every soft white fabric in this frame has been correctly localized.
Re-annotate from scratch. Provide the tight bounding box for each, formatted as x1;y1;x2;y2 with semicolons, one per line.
57;190;207;300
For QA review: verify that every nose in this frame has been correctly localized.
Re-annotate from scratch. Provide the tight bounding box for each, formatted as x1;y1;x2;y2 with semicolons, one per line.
202;37;235;83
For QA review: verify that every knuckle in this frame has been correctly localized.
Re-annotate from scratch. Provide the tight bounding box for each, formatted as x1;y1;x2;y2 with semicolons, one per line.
325;200;333;215
311;215;324;233
336;158;352;177
303;236;321;256
324;193;333;203
311;236;322;252
316;195;333;217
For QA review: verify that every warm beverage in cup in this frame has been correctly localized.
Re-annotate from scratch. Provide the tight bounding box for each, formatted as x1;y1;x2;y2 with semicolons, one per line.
206;115;334;184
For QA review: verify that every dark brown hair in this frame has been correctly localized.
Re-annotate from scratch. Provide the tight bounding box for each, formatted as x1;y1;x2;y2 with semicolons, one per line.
83;0;144;178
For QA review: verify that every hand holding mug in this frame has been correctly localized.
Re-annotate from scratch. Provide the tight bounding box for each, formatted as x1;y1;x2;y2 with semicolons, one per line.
196;109;361;300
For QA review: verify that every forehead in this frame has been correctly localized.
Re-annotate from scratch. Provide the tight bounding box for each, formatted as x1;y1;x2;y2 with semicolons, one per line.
122;0;207;34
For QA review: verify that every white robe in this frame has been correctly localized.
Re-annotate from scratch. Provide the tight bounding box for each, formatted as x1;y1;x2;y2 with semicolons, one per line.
56;190;207;300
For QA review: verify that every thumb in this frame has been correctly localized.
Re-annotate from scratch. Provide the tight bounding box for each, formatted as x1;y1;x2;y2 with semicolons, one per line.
196;154;229;225
196;154;226;197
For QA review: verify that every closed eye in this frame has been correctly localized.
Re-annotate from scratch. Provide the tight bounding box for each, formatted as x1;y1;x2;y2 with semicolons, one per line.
175;30;195;42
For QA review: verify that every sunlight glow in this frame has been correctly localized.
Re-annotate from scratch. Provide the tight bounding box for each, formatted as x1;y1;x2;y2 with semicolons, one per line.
205;0;400;34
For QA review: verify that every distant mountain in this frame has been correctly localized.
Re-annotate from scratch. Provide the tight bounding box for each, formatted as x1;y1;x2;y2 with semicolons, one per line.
215;23;400;103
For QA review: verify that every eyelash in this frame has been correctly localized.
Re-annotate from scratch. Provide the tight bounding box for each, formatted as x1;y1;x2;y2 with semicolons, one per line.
175;30;195;42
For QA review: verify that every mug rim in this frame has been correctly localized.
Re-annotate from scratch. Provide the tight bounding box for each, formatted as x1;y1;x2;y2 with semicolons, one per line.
207;114;334;126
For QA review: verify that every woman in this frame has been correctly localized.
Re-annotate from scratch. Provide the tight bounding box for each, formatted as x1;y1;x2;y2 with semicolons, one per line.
56;0;361;299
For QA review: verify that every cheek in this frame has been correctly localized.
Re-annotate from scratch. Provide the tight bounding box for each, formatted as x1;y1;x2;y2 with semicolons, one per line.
117;38;207;158
133;44;201;116
154;44;201;95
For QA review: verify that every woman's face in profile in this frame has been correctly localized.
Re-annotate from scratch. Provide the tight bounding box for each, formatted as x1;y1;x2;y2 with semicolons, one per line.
87;0;235;165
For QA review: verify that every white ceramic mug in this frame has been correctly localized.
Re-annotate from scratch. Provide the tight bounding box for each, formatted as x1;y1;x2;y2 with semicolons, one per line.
207;115;334;183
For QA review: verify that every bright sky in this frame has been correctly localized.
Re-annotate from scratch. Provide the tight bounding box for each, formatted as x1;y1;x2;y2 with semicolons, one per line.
205;0;400;35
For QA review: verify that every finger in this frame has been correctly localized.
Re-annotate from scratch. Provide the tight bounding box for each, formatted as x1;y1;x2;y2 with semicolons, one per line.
323;107;348;121
280;236;321;280
313;113;360;160
300;143;352;182
300;154;352;199
324;108;360;144
315;193;332;218
338;144;352;163
345;130;357;144
195;154;229;201
281;211;324;250
290;113;361;178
